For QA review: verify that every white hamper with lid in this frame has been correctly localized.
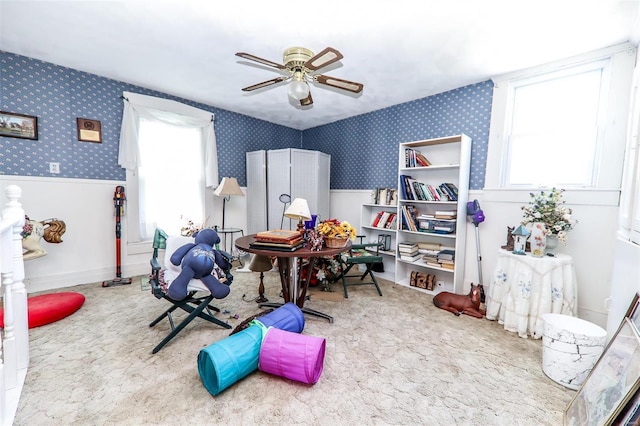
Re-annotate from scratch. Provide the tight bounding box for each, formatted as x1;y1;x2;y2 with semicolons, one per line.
542;313;607;390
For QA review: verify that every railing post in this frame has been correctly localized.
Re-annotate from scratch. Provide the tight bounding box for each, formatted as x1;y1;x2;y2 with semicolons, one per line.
4;186;28;371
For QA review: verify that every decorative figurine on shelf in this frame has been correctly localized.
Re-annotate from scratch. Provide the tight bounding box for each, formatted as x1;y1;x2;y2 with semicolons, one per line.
432;283;485;318
501;226;515;251
21;215;66;260
511;224;530;255
166;228;232;301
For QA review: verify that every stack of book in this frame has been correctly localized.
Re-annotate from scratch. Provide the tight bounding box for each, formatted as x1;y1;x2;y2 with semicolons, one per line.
437;249;455;270
250;230;304;252
398;242;420;262
419;242;441;265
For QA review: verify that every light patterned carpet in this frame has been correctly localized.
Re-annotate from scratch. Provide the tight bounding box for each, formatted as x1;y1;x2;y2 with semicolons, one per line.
14;269;574;425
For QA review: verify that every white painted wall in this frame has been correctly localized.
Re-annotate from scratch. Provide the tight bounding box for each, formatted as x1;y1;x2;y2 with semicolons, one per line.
0;177;618;328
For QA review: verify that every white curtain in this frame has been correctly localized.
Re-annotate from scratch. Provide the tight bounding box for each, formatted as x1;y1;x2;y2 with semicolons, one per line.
118;91;218;188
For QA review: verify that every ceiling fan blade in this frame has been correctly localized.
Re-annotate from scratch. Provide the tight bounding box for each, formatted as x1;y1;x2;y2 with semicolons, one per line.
304;47;343;71
241;76;288;92
300;92;313;106
235;52;287;70
315;75;364;94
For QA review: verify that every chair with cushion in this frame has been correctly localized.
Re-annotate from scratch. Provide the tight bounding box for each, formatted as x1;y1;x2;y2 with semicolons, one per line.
149;229;232;354
338;236;384;298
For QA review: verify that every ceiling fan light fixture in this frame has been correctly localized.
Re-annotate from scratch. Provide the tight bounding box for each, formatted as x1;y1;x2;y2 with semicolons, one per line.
288;71;310;100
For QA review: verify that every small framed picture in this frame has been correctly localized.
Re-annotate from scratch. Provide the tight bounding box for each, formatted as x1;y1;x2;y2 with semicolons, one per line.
564;318;640;425
378;234;391;251
76;118;102;143
0;111;38;140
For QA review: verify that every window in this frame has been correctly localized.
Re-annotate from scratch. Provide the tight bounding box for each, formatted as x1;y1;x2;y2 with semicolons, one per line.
484;44;636;199
137;117;204;239
118;91;218;250
505;62;605;187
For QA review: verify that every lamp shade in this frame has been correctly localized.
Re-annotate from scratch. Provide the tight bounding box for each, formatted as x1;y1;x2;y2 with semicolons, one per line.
213;177;244;197
249;255;273;273
284;198;311;221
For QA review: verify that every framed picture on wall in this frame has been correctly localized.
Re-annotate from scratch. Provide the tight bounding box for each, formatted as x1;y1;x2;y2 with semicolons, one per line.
0;111;38;140
564;318;640;425
76;118;102;143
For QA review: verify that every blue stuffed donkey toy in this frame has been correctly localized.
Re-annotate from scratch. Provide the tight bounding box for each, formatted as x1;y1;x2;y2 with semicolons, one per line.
166;228;232;300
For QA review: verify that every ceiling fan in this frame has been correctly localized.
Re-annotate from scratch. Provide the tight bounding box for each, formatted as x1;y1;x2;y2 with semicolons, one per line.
235;47;364;107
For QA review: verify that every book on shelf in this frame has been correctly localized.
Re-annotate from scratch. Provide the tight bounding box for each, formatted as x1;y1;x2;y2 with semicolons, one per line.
425;258;442;268
399;175;414;200
437;249;456;261
400;252;421;262
438;183;457;201
370;187;398;205
401;205;419;231
384;213;397;230
404;148;431;168
439;261;455;270
398;243;418;254
418;242;442;251
377;211;391;228
371;211;385;227
434;210;457;219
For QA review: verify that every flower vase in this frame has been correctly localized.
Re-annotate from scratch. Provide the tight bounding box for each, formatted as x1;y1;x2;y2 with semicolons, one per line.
530;222;547;258
545;235;559;255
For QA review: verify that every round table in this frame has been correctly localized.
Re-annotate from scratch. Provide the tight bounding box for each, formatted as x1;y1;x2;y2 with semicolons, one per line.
236;234;351;323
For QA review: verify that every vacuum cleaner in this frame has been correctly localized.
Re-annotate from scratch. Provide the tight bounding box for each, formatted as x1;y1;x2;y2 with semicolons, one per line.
467;199;485;303
102;185;133;287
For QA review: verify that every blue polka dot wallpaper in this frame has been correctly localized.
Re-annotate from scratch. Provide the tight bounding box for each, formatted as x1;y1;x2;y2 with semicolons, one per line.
304;81;493;190
1;52;492;190
0;52;299;184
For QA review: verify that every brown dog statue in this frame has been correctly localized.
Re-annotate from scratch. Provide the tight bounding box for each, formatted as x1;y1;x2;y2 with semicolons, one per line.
433;283;485;318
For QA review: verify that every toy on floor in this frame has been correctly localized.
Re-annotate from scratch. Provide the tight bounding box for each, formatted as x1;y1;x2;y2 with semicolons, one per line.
166;228;231;300
433;283;486;318
198;302;326;395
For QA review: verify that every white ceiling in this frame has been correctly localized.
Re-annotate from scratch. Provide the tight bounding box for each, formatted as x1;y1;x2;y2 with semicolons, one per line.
1;0;639;130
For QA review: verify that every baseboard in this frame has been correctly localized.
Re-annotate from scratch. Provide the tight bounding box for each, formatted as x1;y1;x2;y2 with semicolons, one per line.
24;262;149;293
577;307;608;330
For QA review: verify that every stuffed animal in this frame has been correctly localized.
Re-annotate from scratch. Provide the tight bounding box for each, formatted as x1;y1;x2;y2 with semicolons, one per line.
166;228;232;300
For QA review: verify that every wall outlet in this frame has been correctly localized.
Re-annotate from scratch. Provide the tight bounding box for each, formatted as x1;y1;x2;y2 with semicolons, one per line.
49;162;60;174
436;280;444;287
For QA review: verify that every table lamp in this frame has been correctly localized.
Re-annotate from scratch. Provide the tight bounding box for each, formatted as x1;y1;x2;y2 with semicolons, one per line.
248;254;273;303
213;177;244;229
284;198;311;232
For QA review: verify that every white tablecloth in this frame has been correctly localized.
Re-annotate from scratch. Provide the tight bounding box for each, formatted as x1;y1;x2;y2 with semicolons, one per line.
486;249;577;338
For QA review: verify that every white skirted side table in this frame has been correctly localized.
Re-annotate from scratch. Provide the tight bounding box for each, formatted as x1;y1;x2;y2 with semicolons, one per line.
486;249;578;338
541;313;606;390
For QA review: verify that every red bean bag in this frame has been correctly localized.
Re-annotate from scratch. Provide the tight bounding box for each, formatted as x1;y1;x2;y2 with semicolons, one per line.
0;292;85;329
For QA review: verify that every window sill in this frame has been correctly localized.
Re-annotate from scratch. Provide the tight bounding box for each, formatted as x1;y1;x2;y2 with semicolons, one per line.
482;187;620;206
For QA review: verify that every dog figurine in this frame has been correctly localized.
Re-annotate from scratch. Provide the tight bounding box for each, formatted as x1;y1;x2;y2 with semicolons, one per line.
433;283;485;318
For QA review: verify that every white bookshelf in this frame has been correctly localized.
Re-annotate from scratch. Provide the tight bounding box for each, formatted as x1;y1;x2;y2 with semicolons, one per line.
395;134;471;295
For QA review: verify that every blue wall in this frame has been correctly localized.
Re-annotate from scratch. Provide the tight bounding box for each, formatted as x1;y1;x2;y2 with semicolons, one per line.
305;81;493;190
1;52;493;190
0;52;300;185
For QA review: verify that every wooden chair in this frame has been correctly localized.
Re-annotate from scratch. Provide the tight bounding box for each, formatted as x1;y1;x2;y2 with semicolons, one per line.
338;236;384;298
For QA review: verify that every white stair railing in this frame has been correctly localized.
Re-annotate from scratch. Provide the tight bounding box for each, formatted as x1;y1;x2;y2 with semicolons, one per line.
0;185;28;426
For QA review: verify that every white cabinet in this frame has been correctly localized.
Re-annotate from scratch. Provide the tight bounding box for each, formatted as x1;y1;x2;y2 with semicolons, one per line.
395;134;471;295
246;149;330;234
359;202;397;281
